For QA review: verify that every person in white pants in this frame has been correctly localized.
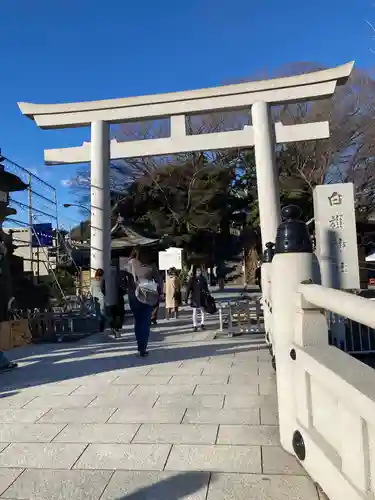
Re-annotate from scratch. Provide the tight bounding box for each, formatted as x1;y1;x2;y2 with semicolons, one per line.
185;266;209;332
192;306;205;330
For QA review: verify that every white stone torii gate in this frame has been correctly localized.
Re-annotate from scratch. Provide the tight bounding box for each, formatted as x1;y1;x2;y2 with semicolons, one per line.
18;61;353;299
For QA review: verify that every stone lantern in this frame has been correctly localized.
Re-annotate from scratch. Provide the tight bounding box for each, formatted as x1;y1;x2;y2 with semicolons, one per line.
0;155;27;371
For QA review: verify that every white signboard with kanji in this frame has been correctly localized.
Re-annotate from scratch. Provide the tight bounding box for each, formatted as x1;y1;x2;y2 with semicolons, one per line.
313;183;360;290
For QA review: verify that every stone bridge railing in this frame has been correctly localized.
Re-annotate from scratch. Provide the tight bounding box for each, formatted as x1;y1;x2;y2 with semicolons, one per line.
263;206;375;500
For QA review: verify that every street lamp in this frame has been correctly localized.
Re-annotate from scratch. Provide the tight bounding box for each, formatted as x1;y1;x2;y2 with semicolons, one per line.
63;203;90;243
63;203;90;214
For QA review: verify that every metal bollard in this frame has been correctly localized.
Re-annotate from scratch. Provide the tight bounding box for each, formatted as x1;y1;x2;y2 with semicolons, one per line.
256;299;261;330
219;306;223;332
228;304;233;332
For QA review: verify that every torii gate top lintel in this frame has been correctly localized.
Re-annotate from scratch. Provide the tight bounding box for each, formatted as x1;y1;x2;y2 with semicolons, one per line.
18;61;353;129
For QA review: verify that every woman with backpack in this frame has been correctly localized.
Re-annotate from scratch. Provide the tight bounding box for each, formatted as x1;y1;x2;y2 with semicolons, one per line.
127;247;162;357
185;266;209;332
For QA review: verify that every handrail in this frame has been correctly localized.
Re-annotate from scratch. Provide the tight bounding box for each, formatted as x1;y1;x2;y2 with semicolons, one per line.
299;284;375;331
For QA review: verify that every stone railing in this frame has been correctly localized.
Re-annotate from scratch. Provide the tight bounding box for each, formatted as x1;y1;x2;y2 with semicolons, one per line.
261;242;274;351
293;285;375;500
266;206;375;500
326;299;375;353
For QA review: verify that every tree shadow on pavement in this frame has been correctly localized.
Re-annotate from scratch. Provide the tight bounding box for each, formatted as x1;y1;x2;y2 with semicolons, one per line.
0;329;267;396
0;286;268;396
107;471;213;499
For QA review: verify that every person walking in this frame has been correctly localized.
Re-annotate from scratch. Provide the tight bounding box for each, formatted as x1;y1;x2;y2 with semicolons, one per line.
255;261;262;292
151;278;163;325
201;265;209;282
185;266;209;332
90;268;106;332
109;278;126;337
151;303;159;325
127;247;162;357
165;268;182;319
216;262;225;291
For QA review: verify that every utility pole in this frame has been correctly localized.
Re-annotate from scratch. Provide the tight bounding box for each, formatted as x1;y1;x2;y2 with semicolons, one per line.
53;189;59;267
36;246;40;283
27;174;34;281
80;221;84;244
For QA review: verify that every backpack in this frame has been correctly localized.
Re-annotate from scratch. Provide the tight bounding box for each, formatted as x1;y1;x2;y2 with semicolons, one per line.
131;260;159;307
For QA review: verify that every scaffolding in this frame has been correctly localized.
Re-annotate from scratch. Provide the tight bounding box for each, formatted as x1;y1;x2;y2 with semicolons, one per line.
2;155;60;282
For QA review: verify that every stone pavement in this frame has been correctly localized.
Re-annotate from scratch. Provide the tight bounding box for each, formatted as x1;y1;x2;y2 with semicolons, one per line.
0;303;322;499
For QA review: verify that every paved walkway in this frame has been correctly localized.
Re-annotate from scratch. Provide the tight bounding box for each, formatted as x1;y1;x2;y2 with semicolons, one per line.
0;303;322;499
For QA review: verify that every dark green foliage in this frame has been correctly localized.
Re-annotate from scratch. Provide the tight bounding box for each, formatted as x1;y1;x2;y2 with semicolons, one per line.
117;156;244;266
115;145;314;268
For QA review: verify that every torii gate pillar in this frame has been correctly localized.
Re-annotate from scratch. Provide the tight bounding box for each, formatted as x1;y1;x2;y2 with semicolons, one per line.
90;121;111;285
252;101;281;246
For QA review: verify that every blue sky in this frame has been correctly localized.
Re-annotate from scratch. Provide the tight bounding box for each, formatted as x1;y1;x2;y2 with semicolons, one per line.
0;0;374;229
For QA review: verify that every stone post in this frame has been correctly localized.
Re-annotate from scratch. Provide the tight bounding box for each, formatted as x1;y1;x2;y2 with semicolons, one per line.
271;205;314;453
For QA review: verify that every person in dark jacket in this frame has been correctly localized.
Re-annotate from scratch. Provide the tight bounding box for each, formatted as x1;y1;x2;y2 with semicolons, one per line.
151;279;163;325
109;281;126;337
255;261;262;292
216;262;225;291
90;268;106;332
185;266;209;332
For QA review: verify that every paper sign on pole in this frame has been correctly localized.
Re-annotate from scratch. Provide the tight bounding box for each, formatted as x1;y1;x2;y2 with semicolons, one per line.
313;183;359;290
